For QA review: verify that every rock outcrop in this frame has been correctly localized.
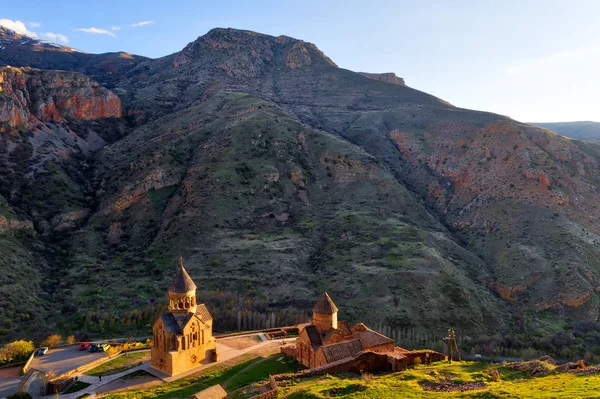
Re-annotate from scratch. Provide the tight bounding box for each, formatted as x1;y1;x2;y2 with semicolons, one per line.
172;27;337;77
358;72;406;85
0;66;121;132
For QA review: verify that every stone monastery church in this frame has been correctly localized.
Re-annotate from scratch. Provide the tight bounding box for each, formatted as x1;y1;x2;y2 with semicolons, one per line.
150;259;217;376
291;292;445;372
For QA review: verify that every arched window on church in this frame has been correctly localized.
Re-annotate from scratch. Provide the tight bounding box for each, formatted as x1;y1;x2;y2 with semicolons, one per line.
157;328;164;350
178;299;183;309
191;323;198;345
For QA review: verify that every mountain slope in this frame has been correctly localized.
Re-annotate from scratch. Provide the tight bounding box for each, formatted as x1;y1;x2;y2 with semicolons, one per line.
532;121;600;143
117;28;600;324
2;27;600;343
63;92;508;336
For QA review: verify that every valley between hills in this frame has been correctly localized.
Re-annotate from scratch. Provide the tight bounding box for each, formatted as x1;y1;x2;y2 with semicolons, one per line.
3;26;600;362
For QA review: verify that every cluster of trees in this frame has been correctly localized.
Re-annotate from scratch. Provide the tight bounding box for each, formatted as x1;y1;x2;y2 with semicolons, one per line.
375;320;600;362
462;321;600;362
0;340;35;366
196;290;310;332
376;325;450;354
73;290;310;337
80;303;167;335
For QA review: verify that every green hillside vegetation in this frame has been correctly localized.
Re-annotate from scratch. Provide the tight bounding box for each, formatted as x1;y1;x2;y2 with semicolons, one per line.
278;361;600;399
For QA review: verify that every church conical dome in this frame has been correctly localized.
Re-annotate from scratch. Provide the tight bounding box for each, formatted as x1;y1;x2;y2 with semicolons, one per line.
313;291;338;314
169;257;197;293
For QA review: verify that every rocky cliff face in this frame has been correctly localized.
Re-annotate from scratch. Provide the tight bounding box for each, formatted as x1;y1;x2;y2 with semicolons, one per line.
0;66;121;132
358;72;406;85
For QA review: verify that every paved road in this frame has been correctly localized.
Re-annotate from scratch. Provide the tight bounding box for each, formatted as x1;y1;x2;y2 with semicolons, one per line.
0;366;21;398
29;346;105;376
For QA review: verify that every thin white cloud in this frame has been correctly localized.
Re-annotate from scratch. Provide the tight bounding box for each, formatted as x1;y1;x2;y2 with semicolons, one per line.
506;45;600;76
110;26;122;31
75;27;117;37
29;22;41;28
130;20;153;27
41;32;69;44
0;19;37;37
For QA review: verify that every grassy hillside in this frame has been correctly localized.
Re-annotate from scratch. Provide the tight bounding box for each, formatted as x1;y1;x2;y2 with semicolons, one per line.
278;361;600;399
96;356;600;399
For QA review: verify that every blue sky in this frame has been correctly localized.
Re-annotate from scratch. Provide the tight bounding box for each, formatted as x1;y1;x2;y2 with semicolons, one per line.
2;0;599;122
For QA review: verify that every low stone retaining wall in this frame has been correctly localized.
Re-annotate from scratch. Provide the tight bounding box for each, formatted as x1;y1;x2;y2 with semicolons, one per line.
0;360;26;370
21;351;36;374
214;326;297;339
402;350;446;366
248;375;278;399
280;344;296;357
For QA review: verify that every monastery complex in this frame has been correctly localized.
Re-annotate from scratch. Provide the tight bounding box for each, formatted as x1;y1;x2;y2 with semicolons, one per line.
151;259;444;377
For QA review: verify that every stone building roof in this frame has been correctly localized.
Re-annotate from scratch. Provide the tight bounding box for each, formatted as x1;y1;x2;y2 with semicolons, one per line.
304;325;323;347
337;320;352;336
160;313;193;333
313;291;338;314
320;339;364;363
189;383;227;399
169;261;197;293
196;304;213;322
356;329;395;348
160;307;212;333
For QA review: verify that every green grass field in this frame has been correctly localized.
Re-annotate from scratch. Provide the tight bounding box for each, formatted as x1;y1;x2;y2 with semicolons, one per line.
279;361;600;398
86;351;149;376
101;354;302;399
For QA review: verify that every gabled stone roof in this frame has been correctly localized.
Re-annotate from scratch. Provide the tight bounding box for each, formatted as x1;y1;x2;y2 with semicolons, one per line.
196;304;212;322
304;325;322;347
337;320;352;336
169;261;197;293
356;329;395;348
190;383;227;399
160;313;193;333
160;309;212;333
320;339;364;363
313;291;338;314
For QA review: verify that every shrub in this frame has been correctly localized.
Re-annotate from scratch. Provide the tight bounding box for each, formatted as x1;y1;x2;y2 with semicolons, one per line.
0;340;35;364
42;334;62;348
106;344;124;357
486;365;500;382
67;335;76;345
413;357;422;367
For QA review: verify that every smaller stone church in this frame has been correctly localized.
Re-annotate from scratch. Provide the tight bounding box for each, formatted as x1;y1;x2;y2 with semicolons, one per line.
291;292;443;373
151;258;217;376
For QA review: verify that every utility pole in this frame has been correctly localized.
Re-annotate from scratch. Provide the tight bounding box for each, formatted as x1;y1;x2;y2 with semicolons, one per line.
443;328;461;364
